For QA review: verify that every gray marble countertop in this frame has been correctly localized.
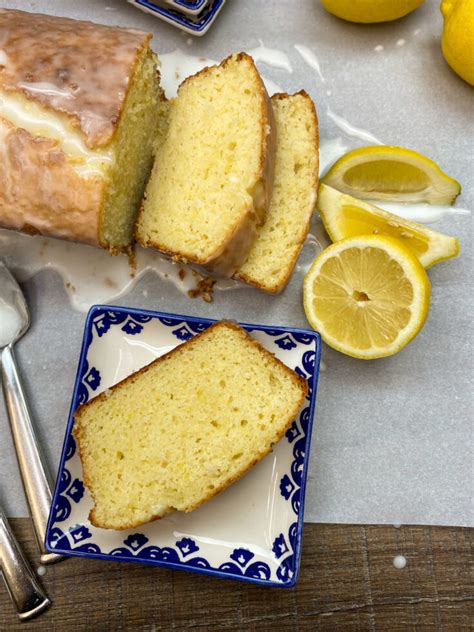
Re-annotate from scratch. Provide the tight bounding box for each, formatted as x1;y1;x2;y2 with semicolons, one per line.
1;0;472;526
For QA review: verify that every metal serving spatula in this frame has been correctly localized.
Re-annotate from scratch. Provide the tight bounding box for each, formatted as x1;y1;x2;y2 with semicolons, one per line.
0;261;63;565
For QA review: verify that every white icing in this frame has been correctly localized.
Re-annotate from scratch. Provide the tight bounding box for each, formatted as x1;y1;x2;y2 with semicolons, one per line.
0;91;113;178
159;49;217;98
0;49;8;67
17;81;75;99
0;297;22;347
247;40;293;73
326;107;383;145
0;229;200;313
396;39;406;47
393;555;407;569
374;202;472;224
374;45;384;53
294;44;325;83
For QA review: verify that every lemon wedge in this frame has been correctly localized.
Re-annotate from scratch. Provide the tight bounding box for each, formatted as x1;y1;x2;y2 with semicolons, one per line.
317;184;460;268
303;235;430;359
322;146;461;205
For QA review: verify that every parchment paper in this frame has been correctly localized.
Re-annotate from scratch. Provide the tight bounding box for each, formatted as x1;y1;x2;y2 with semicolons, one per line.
1;0;472;526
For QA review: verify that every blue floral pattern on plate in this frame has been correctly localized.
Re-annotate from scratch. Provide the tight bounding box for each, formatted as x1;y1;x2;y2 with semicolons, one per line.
46;306;320;587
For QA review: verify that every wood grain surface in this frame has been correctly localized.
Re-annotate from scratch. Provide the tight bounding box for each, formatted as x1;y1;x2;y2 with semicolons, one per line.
0;520;472;630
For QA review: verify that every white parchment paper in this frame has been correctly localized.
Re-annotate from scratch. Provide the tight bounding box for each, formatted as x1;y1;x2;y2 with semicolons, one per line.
0;0;472;526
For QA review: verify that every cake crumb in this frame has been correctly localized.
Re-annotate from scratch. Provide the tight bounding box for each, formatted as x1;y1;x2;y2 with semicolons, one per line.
188;277;215;303
128;248;137;278
178;268;186;280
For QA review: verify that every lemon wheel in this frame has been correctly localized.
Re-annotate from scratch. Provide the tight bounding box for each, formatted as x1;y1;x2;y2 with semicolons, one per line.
303;235;430;359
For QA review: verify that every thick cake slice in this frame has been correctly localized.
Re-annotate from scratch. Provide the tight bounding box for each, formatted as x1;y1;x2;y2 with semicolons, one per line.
236;91;319;292
74;321;307;530
0;9;166;253
136;53;275;277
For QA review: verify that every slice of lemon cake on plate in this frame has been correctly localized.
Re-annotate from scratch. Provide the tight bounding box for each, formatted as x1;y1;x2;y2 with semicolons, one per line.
73;321;307;530
135;53;276;276
235;91;319;292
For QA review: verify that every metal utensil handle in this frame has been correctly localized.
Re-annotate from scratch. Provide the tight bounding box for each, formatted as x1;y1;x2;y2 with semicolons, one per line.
1;345;64;564
0;507;51;620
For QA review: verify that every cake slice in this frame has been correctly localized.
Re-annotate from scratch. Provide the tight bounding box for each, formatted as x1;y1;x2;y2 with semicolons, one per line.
74;321;307;530
0;9;166;253
135;53;275;277
235;91;319;292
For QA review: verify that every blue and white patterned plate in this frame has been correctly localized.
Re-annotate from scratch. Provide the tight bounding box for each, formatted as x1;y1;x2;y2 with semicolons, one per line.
128;0;226;35
163;0;211;17
45;306;321;587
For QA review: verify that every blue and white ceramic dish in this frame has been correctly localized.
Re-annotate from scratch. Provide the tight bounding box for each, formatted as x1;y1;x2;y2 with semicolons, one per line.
163;0;210;16
45;306;321;587
128;0;226;35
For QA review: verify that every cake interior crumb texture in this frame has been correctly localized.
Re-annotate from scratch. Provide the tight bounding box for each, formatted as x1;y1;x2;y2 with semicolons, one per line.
74;321;307;530
135;53;272;270
236;91;319;293
100;46;166;253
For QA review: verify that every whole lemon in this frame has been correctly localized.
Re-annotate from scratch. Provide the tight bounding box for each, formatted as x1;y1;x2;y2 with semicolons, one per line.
440;0;474;85
320;0;426;23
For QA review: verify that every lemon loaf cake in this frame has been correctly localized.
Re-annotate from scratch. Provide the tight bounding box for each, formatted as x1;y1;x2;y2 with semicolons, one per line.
236;91;319;292
136;53;276;276
0;9;166;253
74;321;307;530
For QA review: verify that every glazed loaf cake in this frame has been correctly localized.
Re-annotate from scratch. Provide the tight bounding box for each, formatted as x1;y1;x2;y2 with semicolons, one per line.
236;91;319;293
0;9;167;253
74;321;307;530
136;53;275;276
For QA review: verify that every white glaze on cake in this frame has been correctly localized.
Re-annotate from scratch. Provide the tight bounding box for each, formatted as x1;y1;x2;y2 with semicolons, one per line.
0;9;148;147
0;9;151;245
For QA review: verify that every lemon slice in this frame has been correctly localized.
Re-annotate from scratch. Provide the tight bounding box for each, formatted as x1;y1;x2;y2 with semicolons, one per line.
322;146;461;204
303;235;430;359
317;184;460;268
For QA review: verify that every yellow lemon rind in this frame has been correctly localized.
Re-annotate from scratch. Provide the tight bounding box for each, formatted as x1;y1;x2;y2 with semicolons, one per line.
317;184;460;269
320;0;426;24
303;235;431;360
321;145;461;205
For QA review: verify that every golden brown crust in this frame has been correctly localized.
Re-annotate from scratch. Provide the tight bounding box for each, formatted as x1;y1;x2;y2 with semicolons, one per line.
0;118;105;246
235;90;319;294
0;10;158;250
136;208;257;278
74;320;308;530
0;9;151;148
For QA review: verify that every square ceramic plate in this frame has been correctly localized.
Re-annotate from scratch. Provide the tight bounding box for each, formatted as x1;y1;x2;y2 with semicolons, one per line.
45;306;321;586
127;0;226;35
163;0;211;16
